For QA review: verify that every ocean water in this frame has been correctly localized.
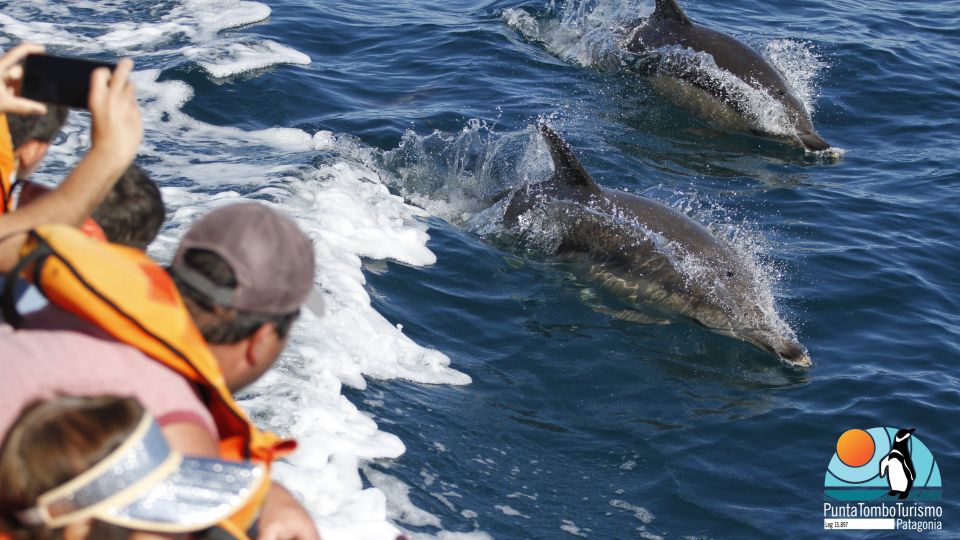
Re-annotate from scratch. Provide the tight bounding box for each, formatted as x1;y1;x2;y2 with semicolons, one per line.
2;0;958;538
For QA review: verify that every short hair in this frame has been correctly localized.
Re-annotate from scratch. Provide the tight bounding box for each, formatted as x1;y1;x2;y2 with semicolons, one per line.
92;164;165;250
0;396;143;540
171;249;298;345
6;106;70;149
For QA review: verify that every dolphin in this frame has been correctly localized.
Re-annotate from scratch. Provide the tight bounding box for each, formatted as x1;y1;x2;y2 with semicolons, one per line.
621;0;830;151
502;124;810;366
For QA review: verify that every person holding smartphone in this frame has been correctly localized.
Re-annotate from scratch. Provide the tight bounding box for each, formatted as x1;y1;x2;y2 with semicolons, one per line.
0;43;142;272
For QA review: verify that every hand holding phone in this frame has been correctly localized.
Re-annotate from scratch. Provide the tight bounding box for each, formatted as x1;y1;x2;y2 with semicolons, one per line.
0;44;48;115
87;58;142;169
21;53;117;109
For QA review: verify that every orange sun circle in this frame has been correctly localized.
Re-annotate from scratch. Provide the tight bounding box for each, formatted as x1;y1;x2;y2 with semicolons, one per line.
836;429;875;467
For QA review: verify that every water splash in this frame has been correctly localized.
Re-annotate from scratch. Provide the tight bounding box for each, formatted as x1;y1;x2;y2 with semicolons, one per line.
503;0;642;71
382;121;552;225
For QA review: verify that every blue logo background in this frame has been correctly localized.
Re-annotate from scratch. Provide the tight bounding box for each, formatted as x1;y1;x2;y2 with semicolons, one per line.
825;427;942;501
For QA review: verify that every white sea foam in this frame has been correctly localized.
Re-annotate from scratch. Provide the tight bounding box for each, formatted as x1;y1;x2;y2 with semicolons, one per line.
1;2;472;539
494;505;529;518
364;467;444;529
609;499;655;524
183;38;311;78
180;0;273;35
0;0;295;77
362;467;492;540
560;519;588;537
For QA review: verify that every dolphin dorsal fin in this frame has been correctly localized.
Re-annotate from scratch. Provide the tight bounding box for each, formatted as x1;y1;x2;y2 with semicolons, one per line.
654;0;691;25
537;124;601;193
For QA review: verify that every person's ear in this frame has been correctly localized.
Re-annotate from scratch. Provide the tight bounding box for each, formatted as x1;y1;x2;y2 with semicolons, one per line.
246;322;279;366
63;518;93;540
14;139;50;175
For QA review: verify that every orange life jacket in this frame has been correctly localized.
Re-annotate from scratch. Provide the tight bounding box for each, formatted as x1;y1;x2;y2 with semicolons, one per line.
0;114;16;213
8;225;298;536
14;180;107;241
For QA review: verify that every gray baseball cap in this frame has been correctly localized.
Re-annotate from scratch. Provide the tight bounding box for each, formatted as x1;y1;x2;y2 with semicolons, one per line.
170;202;322;315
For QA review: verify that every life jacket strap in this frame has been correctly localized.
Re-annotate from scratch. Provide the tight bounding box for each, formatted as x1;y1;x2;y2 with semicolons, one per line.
2;234;50;328
6;177;24;208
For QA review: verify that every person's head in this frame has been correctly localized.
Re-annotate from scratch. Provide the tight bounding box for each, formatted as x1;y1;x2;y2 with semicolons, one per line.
6;105;69;178
169;202;319;392
17;164;165;250
91;164;164;250
0;396;139;539
0;396;265;540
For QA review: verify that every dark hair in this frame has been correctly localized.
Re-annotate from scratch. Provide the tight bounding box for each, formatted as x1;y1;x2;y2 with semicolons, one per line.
0;396;143;540
92;164;165;250
171;249;298;345
6;106;70;149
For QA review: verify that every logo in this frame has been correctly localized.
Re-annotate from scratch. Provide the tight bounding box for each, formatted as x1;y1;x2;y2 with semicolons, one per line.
823;427;944;532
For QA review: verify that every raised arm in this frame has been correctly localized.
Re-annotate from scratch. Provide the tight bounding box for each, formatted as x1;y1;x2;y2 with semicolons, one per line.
0;57;142;271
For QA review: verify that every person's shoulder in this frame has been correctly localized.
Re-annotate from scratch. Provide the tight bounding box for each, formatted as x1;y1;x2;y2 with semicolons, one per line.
11;306;155;369
22;304;102;332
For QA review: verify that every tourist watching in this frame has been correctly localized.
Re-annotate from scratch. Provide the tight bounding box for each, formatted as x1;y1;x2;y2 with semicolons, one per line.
4;102;69;185
18;163;165;250
168;202;318;391
0;395;267;540
1;163;165;322
0;202;323;540
90;164;164;250
0;43;142;272
165;202;323;540
3;108;69;204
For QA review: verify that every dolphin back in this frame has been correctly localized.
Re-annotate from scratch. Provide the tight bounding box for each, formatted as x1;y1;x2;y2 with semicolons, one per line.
500;126;811;365
625;0;831;151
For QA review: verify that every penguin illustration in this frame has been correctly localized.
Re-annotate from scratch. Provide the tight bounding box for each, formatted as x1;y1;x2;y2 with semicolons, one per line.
879;428;916;499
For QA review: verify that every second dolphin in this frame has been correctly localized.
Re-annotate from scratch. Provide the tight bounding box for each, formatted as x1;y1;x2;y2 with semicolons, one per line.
621;0;830;151
498;125;810;366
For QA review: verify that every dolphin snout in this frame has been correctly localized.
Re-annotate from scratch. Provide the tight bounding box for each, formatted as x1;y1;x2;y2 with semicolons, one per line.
776;340;812;368
741;329;812;367
798;131;830;152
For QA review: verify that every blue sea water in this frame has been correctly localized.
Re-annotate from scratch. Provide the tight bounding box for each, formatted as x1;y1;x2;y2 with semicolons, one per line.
3;0;959;538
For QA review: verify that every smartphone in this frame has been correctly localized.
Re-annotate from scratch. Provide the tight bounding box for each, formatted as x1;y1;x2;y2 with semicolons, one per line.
20;54;117;109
